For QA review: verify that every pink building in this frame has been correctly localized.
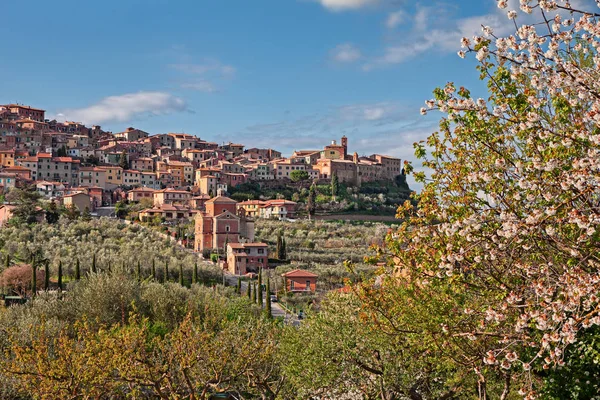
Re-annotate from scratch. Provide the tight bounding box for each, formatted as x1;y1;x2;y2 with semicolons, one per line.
226;242;268;275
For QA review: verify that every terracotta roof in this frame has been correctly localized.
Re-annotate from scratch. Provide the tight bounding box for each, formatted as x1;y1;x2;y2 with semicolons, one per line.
5;104;45;112
205;196;237;204
242;242;268;247
52;157;74;162
282;269;318;278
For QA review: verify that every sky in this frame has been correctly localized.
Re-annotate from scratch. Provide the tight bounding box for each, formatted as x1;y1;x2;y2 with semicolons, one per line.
0;0;528;189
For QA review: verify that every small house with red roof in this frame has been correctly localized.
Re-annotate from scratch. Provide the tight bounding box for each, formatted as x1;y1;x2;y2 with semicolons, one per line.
282;269;318;293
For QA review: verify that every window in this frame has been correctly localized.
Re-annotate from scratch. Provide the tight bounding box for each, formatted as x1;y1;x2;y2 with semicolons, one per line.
290;281;295;290
306;280;311;290
226;225;230;232
258;248;264;254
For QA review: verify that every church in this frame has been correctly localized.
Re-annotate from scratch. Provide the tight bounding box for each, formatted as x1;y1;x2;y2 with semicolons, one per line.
194;193;255;252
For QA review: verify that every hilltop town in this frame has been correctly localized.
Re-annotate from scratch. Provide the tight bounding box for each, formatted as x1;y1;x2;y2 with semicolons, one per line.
0;103;404;225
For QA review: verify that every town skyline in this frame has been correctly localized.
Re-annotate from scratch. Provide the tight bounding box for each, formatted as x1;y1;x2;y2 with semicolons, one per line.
0;0;515;183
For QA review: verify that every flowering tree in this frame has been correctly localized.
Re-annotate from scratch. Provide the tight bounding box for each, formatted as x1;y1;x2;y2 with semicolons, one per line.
363;1;600;398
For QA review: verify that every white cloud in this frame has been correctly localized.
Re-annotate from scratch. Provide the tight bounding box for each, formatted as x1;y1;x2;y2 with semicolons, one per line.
180;81;217;93
386;10;406;29
170;58;236;92
170;60;236;77
56;92;187;125
316;0;379;11
366;4;513;69
330;43;362;63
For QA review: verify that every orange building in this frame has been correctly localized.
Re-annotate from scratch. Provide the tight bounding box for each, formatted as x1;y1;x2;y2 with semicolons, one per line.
194;195;255;252
282;269;318;293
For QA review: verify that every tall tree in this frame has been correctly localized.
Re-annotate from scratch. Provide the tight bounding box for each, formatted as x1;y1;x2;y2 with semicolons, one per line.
119;150;129;170
358;4;600;398
258;269;263;307
45;201;60;224
237;277;242;294
43;260;50;291
192;262;198;285
178;264;184;286
276;231;283;260
247;280;251;299
136;261;141;282
57;261;63;292
30;258;37;298
6;186;42;225
252;282;257;304
331;172;339;201
75;258;81;281
91;253;97;274
307;183;316;221
281;238;287;261
151;259;156;281
163;260;169;283
265;277;272;319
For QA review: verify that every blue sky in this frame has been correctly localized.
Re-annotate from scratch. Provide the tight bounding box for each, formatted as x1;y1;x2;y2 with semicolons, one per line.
0;0;519;187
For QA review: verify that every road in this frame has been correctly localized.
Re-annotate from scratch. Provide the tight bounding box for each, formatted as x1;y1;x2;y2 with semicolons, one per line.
225;273;300;325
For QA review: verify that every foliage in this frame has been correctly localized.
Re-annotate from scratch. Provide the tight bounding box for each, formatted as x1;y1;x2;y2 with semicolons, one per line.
0;274;285;399
290;170;309;182
0;265;45;297
361;2;600;398
5;186;42;225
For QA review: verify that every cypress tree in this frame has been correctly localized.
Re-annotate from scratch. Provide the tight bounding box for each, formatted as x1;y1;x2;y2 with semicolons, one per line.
276;232;283;260
331;171;339;201
151;259;156;281
91;253;97;273
164;260;169;283
281;238;287;261
252;282;257;304
237;277;241;294
136;261;141;281
247;280;251;299
57;261;63;292
192;262;198;285
307;183;317;220
31;258;37;298
265;277;272;318
178;264;184;286
258;269;263;307
44;261;50;291
75;258;81;280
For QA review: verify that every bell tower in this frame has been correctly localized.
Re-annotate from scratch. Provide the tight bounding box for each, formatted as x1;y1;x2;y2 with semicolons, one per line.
341;135;348;158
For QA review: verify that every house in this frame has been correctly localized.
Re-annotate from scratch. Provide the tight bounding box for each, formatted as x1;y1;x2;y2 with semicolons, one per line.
122;170;141;186
226;242;268;275
0;173;17;193
79;167;107;189
282;269;318;293
140;171;160;189
237;199;297;219
139;204;197;222
63;192;92;213
259;199;297;219
194;195;254;252
36;181;66;198
153;188;192;206
130;157;154;172
127;187;155;202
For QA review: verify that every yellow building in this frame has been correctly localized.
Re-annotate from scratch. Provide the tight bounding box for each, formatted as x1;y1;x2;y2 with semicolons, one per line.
96;166;123;185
